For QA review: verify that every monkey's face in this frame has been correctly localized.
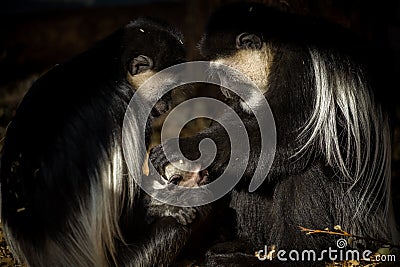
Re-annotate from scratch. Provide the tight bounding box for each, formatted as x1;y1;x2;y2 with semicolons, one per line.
212;39;272;93
122;19;186;116
201;31;273;113
199;4;276;111
164;162;209;189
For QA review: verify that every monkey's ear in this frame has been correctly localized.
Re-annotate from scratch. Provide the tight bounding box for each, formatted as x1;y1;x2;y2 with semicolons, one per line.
236;32;262;50
130;55;153;75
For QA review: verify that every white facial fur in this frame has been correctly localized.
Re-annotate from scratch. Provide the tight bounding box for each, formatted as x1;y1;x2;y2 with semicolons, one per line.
214;44;273;113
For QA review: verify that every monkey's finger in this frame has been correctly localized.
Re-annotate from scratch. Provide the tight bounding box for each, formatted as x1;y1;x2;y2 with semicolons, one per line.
149;145;170;174
187;207;197;221
173;213;188;225
181;208;197;224
148;147;166;175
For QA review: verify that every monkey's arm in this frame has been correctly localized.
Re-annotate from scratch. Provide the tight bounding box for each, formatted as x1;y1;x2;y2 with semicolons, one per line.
143;194;198;225
118;203;212;266
117;217;192;267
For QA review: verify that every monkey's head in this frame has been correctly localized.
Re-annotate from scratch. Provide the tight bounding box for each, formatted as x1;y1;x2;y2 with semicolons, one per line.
199;3;365;113
199;3;278;104
121;18;186;116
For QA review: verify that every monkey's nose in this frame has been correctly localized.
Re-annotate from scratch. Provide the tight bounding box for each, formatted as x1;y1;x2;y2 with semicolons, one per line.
168;174;183;185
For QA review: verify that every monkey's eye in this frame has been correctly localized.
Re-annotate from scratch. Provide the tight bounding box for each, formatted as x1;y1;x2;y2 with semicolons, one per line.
168;175;182;185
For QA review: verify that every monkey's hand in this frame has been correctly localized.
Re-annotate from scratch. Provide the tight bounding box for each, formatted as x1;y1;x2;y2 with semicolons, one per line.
149;137;202;177
145;200;197;225
161;205;197;225
150;126;231;180
146;202;212;226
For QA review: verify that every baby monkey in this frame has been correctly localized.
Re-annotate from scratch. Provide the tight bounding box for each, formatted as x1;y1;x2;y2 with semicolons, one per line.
144;161;210;226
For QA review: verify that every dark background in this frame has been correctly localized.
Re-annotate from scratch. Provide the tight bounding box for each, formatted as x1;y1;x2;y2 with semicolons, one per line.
0;0;399;265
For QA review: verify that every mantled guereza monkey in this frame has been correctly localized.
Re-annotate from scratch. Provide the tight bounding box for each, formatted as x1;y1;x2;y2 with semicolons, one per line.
150;3;399;265
0;18;197;267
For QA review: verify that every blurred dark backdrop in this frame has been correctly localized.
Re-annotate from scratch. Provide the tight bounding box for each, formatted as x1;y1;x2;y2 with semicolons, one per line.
0;0;399;264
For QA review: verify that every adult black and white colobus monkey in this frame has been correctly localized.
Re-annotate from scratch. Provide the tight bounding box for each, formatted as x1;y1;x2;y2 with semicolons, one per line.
150;3;399;264
0;18;198;266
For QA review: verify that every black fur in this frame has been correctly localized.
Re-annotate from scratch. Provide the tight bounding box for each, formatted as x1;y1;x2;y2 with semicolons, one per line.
0;18;193;266
150;3;398;266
